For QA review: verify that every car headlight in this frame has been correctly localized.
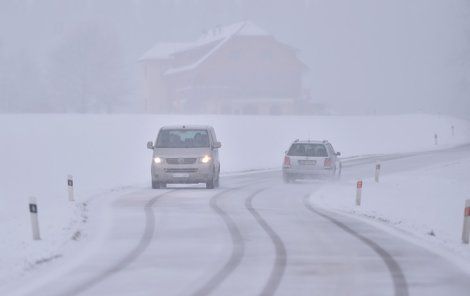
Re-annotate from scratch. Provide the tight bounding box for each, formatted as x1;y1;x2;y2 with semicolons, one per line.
154;157;162;164
201;155;211;164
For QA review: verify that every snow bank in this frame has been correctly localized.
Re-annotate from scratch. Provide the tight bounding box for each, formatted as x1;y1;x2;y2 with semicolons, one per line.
309;154;470;268
0;113;469;283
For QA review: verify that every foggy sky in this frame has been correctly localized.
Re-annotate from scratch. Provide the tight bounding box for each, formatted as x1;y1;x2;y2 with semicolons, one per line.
0;0;468;117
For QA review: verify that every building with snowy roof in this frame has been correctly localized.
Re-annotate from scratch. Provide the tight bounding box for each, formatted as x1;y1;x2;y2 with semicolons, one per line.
139;21;309;115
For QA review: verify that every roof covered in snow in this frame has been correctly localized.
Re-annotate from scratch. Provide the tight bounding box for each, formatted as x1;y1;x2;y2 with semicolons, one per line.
140;21;305;75
139;21;270;61
139;43;194;60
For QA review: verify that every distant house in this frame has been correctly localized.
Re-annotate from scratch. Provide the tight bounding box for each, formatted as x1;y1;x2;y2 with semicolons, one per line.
139;21;309;115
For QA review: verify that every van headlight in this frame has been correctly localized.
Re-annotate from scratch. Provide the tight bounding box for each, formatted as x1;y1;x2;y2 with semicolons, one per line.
201;155;211;164
154;157;162;164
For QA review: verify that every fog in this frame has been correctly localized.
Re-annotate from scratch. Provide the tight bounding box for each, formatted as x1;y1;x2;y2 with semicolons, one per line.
0;0;469;117
3;2;470;294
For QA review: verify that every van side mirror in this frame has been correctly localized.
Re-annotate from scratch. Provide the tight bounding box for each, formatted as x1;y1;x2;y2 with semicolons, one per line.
213;141;222;149
147;141;154;150
336;152;341;156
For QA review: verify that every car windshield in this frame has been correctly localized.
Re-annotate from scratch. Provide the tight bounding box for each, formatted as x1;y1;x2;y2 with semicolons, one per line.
156;129;210;148
288;143;328;157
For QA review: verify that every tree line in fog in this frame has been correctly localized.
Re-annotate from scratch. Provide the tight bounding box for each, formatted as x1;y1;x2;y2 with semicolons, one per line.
0;23;128;113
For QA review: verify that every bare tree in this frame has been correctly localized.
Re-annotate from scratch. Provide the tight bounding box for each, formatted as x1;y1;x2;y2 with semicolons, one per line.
48;23;128;113
0;44;47;112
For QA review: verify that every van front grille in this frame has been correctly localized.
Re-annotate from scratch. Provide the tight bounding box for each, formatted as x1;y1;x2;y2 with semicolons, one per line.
165;168;198;173
166;158;197;165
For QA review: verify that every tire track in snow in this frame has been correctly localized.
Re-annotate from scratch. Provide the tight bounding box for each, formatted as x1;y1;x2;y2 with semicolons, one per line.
302;195;409;296
65;190;175;296
245;188;287;296
190;188;246;296
191;179;273;296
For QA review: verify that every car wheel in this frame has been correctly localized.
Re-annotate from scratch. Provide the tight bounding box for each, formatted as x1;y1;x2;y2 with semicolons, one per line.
214;173;220;188
336;163;342;180
152;180;160;189
206;179;215;189
207;168;219;189
329;168;336;180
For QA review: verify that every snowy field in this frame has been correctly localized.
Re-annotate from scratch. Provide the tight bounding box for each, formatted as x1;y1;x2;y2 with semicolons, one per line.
309;151;470;268
1;113;469;285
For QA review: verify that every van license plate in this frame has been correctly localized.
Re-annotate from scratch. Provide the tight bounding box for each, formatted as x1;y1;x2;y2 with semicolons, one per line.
299;160;316;165
173;173;189;178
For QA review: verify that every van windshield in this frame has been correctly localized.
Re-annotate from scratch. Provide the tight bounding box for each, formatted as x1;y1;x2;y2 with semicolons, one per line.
156;129;210;148
288;143;328;157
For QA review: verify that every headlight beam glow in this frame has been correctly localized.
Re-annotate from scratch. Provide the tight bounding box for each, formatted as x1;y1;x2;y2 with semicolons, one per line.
201;155;211;164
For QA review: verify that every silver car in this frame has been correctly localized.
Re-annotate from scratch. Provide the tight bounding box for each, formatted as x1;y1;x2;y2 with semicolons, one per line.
282;140;341;182
147;125;221;189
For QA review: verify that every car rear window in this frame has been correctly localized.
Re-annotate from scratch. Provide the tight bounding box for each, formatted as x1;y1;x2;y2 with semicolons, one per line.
287;143;328;157
156;129;210;148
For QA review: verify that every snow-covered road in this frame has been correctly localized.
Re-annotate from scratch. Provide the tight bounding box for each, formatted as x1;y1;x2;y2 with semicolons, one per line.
6;145;470;296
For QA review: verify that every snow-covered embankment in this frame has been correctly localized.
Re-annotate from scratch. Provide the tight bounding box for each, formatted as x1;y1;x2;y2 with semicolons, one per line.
0;113;469;284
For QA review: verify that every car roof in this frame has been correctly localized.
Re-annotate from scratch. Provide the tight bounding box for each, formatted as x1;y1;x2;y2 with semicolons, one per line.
160;125;212;130
291;140;328;145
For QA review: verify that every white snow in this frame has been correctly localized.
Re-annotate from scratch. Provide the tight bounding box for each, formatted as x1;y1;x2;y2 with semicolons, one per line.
164;32;234;75
140;20;271;72
309;149;470;268
0;113;469;285
196;21;269;43
139;43;193;60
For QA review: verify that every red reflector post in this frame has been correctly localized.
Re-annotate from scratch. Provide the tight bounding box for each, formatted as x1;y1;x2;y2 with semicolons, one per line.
357;180;363;189
463;200;470;244
355;180;363;206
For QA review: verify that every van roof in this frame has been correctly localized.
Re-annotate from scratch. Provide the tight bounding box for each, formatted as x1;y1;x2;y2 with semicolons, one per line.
292;139;328;144
160;125;213;130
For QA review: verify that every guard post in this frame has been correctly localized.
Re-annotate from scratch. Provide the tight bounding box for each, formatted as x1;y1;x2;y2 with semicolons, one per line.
375;163;381;183
462;200;470;244
29;196;41;240
67;175;74;202
356;180;363;206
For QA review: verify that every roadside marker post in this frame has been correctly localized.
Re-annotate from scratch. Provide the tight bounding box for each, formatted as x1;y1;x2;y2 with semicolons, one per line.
434;134;438;145
29;197;41;240
451;125;455;137
375;163;381;183
67;175;74;202
462;200;470;244
356;180;363;206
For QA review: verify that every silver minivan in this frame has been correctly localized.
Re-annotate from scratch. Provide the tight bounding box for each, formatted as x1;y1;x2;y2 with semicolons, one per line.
282;140;341;182
147;125;221;189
